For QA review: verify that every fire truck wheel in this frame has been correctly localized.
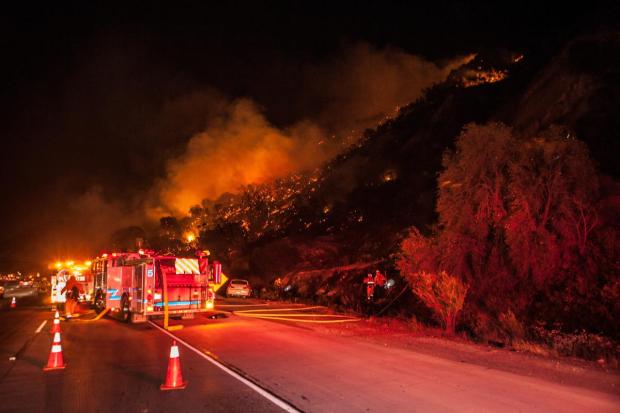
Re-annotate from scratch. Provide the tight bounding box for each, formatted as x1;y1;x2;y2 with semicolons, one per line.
120;294;131;323
94;291;106;314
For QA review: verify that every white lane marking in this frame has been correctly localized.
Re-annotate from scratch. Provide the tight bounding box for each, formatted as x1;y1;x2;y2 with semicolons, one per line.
235;306;324;313
35;320;47;333
148;321;302;413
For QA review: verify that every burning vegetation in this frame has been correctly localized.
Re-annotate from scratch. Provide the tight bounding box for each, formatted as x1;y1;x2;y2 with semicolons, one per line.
458;67;508;87
123;34;620;363
448;50;522;88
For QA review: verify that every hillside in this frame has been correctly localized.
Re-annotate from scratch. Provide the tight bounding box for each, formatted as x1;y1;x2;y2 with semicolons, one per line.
149;32;620;321
210;32;618;272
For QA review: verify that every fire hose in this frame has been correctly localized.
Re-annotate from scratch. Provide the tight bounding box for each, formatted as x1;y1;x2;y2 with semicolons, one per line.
376;285;409;316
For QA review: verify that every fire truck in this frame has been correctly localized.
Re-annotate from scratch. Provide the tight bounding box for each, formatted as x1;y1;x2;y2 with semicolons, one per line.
90;250;220;323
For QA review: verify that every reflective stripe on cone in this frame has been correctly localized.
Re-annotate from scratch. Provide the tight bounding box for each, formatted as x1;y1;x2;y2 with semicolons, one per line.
43;332;66;371
160;340;186;390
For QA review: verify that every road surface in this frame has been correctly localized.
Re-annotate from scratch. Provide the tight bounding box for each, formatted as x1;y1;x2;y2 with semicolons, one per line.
1;297;619;412
0;303;283;413
165;299;620;413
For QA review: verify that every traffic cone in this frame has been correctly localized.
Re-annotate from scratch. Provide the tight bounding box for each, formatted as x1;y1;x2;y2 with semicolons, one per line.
160;340;186;390
54;309;60;319
43;332;66;371
10;297;16;308
51;317;61;334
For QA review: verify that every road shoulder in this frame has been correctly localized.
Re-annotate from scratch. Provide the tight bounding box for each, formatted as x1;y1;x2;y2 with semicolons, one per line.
311;317;620;395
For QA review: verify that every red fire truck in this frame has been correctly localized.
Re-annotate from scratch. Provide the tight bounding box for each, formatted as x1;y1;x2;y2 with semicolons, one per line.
91;250;220;323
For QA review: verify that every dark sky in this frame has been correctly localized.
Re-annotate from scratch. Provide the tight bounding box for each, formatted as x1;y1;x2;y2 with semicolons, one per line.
0;1;615;272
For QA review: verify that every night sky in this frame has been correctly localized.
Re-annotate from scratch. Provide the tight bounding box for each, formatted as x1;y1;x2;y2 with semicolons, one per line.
0;1;615;271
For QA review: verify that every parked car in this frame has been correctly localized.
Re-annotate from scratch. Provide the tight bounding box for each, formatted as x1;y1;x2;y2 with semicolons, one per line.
226;279;252;298
1;281;39;298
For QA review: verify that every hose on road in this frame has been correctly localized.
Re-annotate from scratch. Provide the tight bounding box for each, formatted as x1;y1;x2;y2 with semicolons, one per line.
376;285;409;317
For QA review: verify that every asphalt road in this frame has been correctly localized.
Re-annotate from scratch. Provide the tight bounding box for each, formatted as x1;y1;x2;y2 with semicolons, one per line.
0;303;283;413
176;299;620;413
1;298;619;413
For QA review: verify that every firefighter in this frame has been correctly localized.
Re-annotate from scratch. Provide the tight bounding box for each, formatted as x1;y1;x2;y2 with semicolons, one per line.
374;270;387;288
61;275;83;319
372;270;387;300
363;273;375;301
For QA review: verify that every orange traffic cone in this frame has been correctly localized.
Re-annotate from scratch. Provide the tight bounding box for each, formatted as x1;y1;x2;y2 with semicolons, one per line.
10;297;16;308
160;340;186;390
51;317;61;334
43;332;66;371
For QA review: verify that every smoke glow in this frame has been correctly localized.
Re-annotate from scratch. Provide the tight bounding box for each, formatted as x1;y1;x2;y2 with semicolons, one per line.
155;45;473;215
157;99;327;214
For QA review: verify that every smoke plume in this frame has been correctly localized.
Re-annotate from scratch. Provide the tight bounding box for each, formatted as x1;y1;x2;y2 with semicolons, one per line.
156;44;472;214
305;43;473;138
156;99;327;214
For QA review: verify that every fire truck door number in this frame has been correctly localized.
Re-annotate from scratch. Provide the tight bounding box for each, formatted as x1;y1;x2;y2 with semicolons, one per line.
147;269;154;277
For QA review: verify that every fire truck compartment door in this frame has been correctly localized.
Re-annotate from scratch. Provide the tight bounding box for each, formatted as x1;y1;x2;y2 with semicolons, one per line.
106;267;123;309
132;264;145;313
121;267;134;288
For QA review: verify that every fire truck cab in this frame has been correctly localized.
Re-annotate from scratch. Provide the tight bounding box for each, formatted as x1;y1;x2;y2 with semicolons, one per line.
91;251;219;323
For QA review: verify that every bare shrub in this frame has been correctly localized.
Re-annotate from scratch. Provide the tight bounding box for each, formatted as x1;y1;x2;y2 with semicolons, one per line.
498;310;526;345
531;325;620;367
407;271;468;335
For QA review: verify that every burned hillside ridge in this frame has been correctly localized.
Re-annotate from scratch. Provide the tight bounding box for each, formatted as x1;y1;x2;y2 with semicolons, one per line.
146;32;620;351
196;35;616;251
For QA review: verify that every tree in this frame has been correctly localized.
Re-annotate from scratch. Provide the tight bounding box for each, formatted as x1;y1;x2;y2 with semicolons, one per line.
506;131;599;286
436;123;516;309
436;122;607;323
415;271;468;335
396;228;468;334
396;227;439;276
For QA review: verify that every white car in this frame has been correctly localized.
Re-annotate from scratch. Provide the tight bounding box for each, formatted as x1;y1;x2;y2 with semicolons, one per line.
226;279;251;298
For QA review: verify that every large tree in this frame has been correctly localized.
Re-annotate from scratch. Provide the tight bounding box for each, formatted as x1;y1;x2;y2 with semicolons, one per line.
506;129;599;287
405;122;614;330
436;123;516;310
